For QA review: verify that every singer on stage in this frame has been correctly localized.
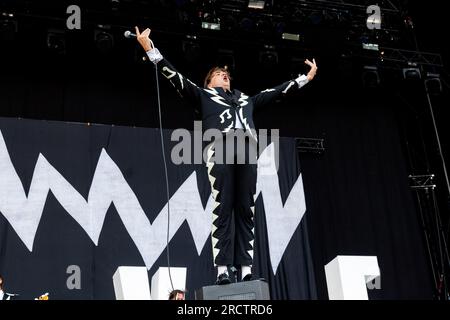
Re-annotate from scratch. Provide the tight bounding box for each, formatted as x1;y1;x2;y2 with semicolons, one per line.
135;27;317;285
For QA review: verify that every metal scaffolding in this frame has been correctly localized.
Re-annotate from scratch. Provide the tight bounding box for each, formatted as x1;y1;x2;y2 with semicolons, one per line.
409;175;450;300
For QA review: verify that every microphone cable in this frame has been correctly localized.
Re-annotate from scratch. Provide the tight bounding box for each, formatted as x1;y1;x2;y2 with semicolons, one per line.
150;38;175;293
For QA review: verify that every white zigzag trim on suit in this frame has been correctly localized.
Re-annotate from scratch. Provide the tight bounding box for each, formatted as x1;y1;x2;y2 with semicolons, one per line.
205;143;221;265
203;88;231;107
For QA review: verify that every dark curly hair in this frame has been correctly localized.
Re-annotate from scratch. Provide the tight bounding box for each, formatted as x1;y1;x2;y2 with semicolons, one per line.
168;289;185;300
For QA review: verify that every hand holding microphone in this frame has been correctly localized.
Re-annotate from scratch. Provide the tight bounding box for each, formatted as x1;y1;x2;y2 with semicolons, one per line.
130;26;153;52
126;26;162;63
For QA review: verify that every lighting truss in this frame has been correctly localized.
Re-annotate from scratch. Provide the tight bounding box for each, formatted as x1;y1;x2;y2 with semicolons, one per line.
296;138;325;154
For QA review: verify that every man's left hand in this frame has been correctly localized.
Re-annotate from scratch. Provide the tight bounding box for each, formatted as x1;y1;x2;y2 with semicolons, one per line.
305;58;318;81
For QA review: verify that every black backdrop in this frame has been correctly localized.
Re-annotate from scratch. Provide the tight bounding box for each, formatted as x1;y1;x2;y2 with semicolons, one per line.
0;117;317;300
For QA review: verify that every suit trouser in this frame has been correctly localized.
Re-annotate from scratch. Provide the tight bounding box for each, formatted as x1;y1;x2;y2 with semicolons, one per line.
205;133;257;267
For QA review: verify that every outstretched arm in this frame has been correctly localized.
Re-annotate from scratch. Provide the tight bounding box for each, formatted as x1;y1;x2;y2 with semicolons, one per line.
135;26;202;106
251;58;318;110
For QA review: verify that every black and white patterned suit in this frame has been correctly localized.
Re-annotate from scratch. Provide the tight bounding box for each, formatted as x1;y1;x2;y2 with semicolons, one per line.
147;49;309;267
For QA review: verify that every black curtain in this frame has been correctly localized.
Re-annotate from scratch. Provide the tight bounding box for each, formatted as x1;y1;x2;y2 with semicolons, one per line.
297;85;435;299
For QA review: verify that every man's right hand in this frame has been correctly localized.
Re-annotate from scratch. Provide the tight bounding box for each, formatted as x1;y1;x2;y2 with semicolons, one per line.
135;26;153;52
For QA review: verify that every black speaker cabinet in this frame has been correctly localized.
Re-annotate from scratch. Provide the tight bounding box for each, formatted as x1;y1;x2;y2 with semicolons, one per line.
195;280;270;300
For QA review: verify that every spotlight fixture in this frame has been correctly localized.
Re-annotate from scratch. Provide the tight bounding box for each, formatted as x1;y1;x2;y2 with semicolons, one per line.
200;12;220;30
201;21;221;30
362;43;379;51
240;17;255;32
47;29;66;55
182;35;201;63
282;33;301;41
95;25;114;54
248;0;265;10
259;45;278;67
402;64;421;80
0;12;17;42
425;73;442;95
111;0;120;11
362;66;380;88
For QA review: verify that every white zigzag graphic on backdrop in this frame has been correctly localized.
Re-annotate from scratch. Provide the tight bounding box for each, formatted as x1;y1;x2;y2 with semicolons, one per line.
257;143;307;274
0;130;306;273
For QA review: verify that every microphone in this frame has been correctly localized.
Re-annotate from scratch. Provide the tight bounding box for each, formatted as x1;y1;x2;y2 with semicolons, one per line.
124;30;137;38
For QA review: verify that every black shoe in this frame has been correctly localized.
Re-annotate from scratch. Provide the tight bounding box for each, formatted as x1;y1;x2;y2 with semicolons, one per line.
242;273;253;282
216;272;232;285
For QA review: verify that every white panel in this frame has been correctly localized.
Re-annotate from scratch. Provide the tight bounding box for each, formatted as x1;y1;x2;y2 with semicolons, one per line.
113;266;151;300
151;267;187;300
325;256;380;300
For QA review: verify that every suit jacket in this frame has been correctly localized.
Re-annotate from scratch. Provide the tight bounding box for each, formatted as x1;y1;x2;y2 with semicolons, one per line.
157;59;309;141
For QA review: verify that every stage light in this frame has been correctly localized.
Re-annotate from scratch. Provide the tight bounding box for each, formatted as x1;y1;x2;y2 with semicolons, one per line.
182;35;201;63
240;17;255;32
222;14;238;32
111;0;120;11
201;21;221;30
291;7;306;23
47;29;66;55
255;18;271;33
259;45;278;67
402;66;421;80
362;43;379;51
362;66;380;88
200;12;220;30
425;73;442;95
95;31;114;53
248;0;265;10
0;12;17;42
95;25;114;54
361;34;379;51
282;33;300;41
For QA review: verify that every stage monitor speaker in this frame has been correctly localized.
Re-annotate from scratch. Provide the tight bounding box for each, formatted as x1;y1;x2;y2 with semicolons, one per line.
195;280;270;300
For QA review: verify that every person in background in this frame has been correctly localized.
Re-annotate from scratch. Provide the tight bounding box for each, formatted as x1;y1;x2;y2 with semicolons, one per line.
168;289;186;300
0;274;17;300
